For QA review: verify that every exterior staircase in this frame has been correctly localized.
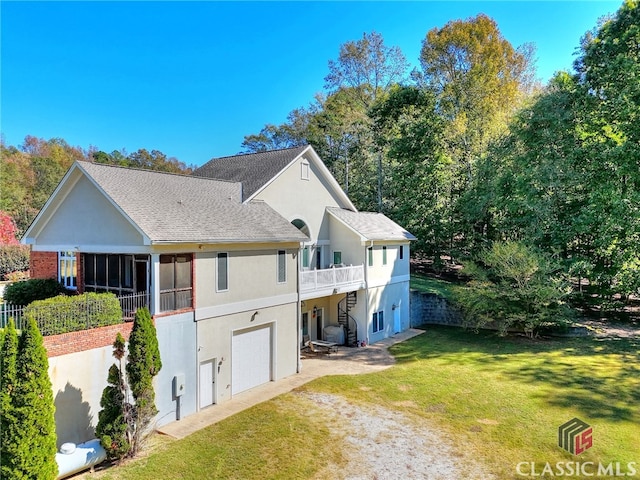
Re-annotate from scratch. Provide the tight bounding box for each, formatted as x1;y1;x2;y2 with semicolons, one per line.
337;291;358;347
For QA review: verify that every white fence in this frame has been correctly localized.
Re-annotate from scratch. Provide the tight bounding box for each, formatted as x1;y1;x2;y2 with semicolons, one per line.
1;292;150;334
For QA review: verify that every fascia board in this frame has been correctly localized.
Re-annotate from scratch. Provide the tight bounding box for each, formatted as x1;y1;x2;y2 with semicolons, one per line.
22;163;82;243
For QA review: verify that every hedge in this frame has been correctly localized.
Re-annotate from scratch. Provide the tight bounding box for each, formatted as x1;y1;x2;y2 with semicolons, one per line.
24;293;123;336
3;278;68;306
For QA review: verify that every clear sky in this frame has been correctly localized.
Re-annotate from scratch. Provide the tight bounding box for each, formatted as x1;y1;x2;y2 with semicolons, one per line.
1;1;620;167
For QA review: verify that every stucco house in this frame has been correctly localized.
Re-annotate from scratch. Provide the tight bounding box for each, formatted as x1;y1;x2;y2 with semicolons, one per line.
22;144;414;446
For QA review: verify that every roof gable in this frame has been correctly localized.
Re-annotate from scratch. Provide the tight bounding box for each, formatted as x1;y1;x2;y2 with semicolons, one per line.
25;161;308;246
193;146;309;202
193;145;356;210
327;207;416;242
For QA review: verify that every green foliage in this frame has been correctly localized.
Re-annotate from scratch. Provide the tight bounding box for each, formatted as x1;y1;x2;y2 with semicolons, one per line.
9;318;57;479
371;85;450;257
126;307;162;455
452;241;573;335
3;278;67;305
96;335;133;461
0;244;30;280
23;292;122;336
97;309;162;461
0;319;19;479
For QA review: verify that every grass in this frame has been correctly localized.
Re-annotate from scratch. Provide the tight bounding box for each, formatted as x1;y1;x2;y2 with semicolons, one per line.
87;327;639;480
410;273;454;299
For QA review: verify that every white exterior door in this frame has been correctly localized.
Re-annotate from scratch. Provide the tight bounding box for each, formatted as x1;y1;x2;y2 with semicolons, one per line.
232;326;272;395
199;359;216;409
393;304;401;333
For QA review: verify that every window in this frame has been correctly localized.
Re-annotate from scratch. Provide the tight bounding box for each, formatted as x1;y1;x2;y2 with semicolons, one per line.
382;246;387;265
277;250;287;283
217;252;228;291
316;246;322;269
59;252;77;289
333;251;342;265
368;247;373;267
84;253;138;295
301;161;310;180
302;247;310;269
159;254;193;311
372;310;384;333
400;245;404;260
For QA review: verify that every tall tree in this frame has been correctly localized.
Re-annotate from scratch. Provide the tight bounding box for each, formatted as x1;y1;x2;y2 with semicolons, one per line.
11;318;57;479
126;307;162;455
325;31;409;110
0;319;20;479
371;85;450;258
419;14;537;254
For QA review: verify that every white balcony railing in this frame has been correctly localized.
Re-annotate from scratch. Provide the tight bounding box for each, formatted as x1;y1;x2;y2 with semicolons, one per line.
300;264;365;293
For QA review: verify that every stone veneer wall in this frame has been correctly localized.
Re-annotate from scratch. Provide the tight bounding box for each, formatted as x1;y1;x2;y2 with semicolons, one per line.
410;291;464;327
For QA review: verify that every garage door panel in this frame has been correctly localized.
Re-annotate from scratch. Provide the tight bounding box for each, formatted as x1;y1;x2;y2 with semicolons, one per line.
232;326;271;395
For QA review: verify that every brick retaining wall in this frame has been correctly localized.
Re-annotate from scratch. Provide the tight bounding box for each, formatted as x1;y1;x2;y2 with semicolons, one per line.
44;321;133;358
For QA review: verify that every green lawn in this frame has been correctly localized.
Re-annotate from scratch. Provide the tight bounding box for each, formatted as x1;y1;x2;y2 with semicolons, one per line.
90;327;639;479
410;273;454;299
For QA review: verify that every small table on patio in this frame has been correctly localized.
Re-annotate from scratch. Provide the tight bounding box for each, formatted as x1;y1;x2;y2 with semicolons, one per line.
308;340;339;355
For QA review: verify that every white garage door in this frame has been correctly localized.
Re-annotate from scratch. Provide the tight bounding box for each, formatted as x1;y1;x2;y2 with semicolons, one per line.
232;325;272;395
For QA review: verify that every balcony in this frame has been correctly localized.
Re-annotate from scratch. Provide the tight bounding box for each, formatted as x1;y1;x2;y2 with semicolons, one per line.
300;264;365;299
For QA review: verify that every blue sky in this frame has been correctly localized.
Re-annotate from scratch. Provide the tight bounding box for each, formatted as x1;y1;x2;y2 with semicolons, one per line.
1;1;620;167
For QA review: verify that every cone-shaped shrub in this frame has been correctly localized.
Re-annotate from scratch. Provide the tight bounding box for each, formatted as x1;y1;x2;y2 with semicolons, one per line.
96;333;132;461
12;318;57;479
1;319;20;479
126;307;162;454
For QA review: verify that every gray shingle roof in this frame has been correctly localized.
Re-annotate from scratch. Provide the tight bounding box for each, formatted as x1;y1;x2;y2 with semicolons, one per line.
192;146;309;201
78;161;308;244
327;207;416;242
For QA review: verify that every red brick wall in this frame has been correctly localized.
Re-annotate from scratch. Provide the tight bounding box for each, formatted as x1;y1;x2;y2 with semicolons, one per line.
43;321;134;358
30;251;58;280
76;252;84;293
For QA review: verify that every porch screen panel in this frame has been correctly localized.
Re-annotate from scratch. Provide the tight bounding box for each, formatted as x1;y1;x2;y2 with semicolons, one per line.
175;255;192;309
108;255;120;287
159;255;176;311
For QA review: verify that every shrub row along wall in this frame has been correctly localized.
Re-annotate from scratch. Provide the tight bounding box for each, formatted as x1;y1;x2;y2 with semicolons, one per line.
410;291;463;327
44;321;134;358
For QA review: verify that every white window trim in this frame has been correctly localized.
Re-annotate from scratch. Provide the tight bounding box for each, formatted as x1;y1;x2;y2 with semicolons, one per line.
301;161;310;180
372;310;384;333
58;251;77;290
216;252;229;292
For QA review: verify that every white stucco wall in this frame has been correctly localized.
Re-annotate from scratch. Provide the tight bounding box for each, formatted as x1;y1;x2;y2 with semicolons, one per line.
196;301;298;405
253;155;348;242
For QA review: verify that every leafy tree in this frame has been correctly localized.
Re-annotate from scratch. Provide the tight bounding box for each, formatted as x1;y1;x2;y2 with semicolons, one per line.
0;319;19;479
10;318;57;479
126;307;162;455
0;211;20;245
453;242;573;336
418;14;537;256
325;31;409;110
96;333;132;461
371;85;450;258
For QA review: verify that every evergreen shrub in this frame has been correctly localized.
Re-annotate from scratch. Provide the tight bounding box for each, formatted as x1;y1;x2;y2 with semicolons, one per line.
24;292;123;336
3;278;67;305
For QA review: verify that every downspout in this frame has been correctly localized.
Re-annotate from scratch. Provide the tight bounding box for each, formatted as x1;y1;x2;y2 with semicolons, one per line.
296;247;302;373
363;239;374;346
